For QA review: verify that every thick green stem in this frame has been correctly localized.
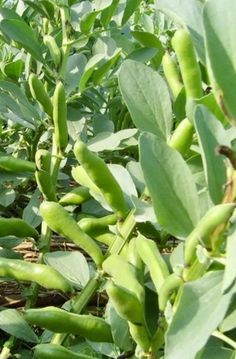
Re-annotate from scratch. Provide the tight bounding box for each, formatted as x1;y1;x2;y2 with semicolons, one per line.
59;6;71;80
50;275;102;344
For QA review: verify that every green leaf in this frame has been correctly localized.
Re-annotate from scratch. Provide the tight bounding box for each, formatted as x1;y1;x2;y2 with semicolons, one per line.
222;227;236;294
100;0;119;28
22;189;42;228
0;309;38;343
119;60;172;139
203;0;236;122
44;251;90;288
139;132;200;238
156;0;205;64
0;19;43;62
132;31;164;67
122;0;142;25
0;188;15;207
65;53;87;94
165;271;233;359
79;54;104;92
194;106;227;204
106;301;133;351
197;346;235;359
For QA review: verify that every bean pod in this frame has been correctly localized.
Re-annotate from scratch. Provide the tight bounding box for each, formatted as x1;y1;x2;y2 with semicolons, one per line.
40;201;104;267
171;28;203;99
0;218;38;238
35;149;56;201
53;82;68;155
24;306;113;342
0;258;72;292
0;156;35;173
184;203;235;265
74;140;128;218
28;74;53;117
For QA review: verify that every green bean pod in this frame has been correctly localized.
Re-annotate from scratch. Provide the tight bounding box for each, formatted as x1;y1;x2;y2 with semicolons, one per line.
102;254;144;303
0;258;72;292
158;273;184;312
168;118;194;156
35;149;56;201
127;238;144;283
24;307;113;342
28;74;53;117
136;234;169;294
184;203;235;266
0;218;38;238
53;81;68;155
59;186;91;206
106;281;145;324
43;35;61;68
128;322;151;353
74;140;128;218
171;28;203;99
34;344;94;359
162;51;183;99
40;201;104;267
0;156;35;173
78;214;117;237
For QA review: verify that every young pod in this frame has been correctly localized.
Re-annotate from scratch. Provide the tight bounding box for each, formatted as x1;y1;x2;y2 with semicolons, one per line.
53;81;68;155
0;218;38;238
162;51;183;99
59;186;91;206
0;258;72;292
0;156;35;173
106;281;145;325
24;306;113;343
136;234;169;294
74;140;128;218
35;149;56;201
43;34;61;68
172;28;203;99
102;254;144;304
28;73;53;117
78;214;117;237
158;273;184;312
40;201;104;267
184;203;235;265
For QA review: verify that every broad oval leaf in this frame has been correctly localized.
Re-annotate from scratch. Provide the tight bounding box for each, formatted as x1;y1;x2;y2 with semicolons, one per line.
165;271;233;359
119;60;172;140
194;105;227;204
203;0;236;122
140;132;200;237
0;309;38;343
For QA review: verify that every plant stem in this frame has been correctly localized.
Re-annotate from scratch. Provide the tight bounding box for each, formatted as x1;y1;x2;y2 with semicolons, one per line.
50;275;102;344
59;6;71;80
212;330;236;349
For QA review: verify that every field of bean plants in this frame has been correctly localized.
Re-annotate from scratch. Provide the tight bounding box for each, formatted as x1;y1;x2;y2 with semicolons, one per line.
0;0;235;358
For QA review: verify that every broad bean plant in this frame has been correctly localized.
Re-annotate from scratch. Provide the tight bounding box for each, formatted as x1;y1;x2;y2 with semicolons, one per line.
0;0;235;359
